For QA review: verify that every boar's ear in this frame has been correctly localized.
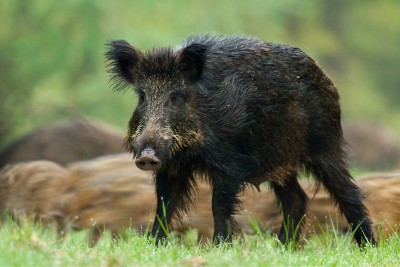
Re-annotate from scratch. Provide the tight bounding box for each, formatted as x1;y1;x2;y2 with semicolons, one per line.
106;40;143;91
177;43;207;82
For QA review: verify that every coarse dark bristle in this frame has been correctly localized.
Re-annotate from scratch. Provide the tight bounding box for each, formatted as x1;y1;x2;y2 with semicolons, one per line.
105;40;139;92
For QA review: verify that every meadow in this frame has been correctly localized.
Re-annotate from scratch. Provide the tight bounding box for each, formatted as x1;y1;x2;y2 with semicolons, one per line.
1;215;399;267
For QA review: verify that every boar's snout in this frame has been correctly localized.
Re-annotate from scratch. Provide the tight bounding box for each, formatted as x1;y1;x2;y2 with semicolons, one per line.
135;148;162;171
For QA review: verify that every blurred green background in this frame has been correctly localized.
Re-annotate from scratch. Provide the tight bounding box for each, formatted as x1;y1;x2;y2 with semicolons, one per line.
1;0;400;146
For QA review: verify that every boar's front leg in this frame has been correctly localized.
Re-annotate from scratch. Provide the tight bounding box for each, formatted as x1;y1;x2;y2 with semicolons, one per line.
152;173;173;243
270;173;308;245
211;176;242;244
151;169;193;244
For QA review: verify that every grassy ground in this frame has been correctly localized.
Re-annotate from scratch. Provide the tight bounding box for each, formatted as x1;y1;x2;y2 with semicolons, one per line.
1;217;399;267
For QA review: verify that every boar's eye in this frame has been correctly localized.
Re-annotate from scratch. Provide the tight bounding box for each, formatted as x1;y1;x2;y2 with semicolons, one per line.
170;91;187;106
138;90;145;105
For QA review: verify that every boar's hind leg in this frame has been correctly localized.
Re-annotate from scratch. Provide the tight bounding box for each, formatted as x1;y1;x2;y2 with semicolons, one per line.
271;173;308;245
211;177;242;244
310;150;377;246
87;227;103;247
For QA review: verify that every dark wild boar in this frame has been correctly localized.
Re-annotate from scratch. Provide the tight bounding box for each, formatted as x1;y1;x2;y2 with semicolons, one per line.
106;34;376;246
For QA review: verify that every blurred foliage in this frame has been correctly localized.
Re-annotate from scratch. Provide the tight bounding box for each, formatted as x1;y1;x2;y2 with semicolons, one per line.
0;0;399;146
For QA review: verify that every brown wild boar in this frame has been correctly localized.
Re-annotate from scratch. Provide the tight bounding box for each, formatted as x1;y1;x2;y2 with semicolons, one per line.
0;118;125;168
183;172;400;242
44;154;156;246
356;172;400;238
3;154;397;246
48;154;400;244
0;161;68;223
46;153;399;245
343;121;400;170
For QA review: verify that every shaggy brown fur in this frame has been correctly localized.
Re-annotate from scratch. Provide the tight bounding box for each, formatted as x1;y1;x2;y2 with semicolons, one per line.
0;161;68;223
43;154;156;246
343;121;400;170
48;154;400;245
182;172;400;242
2;154;398;246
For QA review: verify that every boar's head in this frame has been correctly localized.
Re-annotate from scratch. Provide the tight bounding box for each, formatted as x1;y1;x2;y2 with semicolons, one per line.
106;40;206;171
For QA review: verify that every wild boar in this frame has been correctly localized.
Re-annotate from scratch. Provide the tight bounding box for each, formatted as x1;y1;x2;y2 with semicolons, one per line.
0;118;125;168
0;161;68;223
106;34;376;245
44;154;155;246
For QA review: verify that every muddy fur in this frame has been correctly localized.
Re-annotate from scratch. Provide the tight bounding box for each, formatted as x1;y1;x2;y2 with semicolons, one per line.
107;34;376;245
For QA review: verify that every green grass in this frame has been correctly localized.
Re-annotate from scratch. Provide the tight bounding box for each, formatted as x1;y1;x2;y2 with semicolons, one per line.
1;217;399;267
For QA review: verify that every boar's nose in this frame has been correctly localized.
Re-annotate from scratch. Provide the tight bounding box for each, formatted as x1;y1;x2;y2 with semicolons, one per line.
135;148;162;171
